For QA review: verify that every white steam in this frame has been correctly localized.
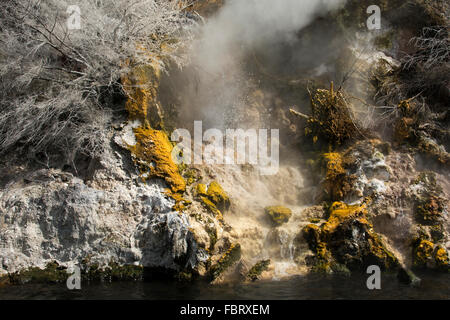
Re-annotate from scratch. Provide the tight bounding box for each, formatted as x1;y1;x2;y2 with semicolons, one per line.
194;0;347;73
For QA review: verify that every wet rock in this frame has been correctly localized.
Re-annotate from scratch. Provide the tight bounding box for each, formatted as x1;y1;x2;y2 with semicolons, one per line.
302;201;400;273
246;259;271;282
264;206;293;226
209;243;241;281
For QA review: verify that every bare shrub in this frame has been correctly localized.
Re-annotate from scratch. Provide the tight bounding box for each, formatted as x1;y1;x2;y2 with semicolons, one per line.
0;0;195;165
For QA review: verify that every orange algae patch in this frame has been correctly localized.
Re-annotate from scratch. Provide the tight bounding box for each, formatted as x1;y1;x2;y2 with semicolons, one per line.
121;53;188;211
129;126;186;194
321;152;354;201
121;64;162;125
323;153;345;178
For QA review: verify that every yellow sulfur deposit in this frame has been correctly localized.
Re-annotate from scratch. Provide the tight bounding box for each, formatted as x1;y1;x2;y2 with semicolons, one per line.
129;126;186;194
264;206;293;225
195;181;230;221
122;58;187;210
303;201;399;273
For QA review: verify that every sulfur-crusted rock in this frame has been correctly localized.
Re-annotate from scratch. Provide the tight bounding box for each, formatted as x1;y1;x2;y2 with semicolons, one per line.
194;181;230;220
264;206;293;226
302;201;399;273
246;259;271;282
209;243;241;281
206;181;230;212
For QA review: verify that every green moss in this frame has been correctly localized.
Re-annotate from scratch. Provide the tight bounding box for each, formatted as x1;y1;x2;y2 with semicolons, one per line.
264;206;292;225
8;261;68;284
247;260;271;282
209;243;241;280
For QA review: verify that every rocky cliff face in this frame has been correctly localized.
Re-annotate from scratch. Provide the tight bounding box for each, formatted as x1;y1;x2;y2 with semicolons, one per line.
1;0;449;285
0;135;208;278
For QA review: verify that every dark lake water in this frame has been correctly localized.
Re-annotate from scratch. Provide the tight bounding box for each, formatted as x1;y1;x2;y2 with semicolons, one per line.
0;272;448;300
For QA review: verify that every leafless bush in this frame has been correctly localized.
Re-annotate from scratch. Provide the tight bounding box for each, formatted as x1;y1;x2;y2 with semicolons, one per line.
374;26;449;108
0;0;195;164
403;26;449;70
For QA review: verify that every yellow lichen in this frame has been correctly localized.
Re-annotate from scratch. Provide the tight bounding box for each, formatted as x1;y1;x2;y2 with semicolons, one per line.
435;246;449;269
303;201;399;272
200;196;223;221
196;183;208;197
323;153;346;179
206;181;230;209
121;63;162;125
414;239;434;267
321;152;355;201
129;126;186;194
322;201;366;235
194;182;229;221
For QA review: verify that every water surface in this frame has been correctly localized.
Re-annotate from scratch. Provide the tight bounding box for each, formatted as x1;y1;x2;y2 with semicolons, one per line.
1;272;448;300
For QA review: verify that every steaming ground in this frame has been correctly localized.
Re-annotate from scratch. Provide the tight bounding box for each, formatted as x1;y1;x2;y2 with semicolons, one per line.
170;0;384;279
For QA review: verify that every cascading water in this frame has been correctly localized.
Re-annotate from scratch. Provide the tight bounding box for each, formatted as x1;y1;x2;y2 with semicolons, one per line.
162;0;381;280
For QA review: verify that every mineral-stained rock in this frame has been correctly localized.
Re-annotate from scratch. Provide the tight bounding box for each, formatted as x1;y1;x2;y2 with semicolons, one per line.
206;181;230;212
209;243;241;281
194;181;230;221
0;142;208;279
246;259;271;282
302;201;399;273
264;206;293;226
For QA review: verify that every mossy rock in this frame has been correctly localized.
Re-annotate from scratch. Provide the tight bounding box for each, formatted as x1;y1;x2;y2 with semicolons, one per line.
195;181;230;220
264;206;292;225
434;246;449;271
303;201;400;273
207;181;230;211
209;243;241;280
415;195;445;225
247;260;271;282
195;183;208;197
413;239;434;268
8;261;68;284
320;152;356;202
